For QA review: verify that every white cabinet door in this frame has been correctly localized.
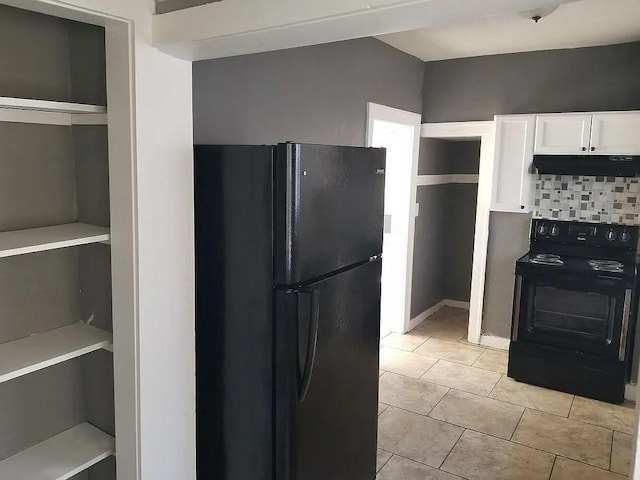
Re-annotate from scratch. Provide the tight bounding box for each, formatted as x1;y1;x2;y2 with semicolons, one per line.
534;114;592;154
590;112;640;155
492;115;536;212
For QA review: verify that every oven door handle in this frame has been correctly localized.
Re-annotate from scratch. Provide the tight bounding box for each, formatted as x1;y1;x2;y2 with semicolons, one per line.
619;289;632;362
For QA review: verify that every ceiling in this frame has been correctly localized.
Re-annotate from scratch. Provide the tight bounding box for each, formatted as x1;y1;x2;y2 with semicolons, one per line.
377;0;640;61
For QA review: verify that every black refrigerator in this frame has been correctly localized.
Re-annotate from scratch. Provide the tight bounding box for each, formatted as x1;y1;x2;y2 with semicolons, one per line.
195;142;386;480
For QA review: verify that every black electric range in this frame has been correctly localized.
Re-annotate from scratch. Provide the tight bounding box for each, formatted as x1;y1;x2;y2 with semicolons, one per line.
509;219;640;403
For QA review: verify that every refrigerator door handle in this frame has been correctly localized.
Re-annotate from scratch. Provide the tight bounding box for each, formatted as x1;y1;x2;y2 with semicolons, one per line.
298;288;320;402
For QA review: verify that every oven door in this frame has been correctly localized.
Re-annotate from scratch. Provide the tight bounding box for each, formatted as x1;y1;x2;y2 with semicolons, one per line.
513;271;632;360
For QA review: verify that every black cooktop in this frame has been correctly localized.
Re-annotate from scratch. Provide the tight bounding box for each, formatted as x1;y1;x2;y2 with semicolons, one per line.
517;252;638;280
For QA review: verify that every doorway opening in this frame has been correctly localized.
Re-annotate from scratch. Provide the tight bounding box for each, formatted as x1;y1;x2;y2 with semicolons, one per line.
410;138;480;340
420;122;495;344
366;103;421;337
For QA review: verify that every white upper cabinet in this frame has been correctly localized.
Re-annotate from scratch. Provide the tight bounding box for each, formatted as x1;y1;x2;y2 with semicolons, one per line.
590;112;640;155
534;114;592;154
534;111;640;155
492;115;536;213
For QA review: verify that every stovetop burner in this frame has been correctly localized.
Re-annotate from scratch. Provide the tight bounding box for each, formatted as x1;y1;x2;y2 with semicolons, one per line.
588;259;625;273
530;253;564;266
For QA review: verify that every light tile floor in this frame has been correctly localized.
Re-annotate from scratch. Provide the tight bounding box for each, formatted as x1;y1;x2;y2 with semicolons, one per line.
377;307;635;480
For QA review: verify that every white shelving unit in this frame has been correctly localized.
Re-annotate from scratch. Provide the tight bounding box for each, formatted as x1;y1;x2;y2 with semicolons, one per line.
0;223;110;258
0;422;115;480
0;322;112;384
0;97;106;114
0;13;114;477
0;96;107;126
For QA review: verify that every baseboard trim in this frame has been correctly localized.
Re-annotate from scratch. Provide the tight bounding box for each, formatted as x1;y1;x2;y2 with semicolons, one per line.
625;383;636;402
480;335;510;351
444;299;470;310
408;300;447;331
408;299;471;332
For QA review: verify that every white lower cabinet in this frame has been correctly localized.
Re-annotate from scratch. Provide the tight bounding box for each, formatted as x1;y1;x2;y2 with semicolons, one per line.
491;115;536;212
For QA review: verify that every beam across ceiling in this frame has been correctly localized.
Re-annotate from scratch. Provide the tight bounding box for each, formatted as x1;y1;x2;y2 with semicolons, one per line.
152;0;575;60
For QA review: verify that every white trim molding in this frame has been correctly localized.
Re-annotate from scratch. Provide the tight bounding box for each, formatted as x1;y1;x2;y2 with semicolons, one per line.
445;299;470;309
408;300;447;332
367;103;422;336
479;335;510;350
420;121;496;345
416;174;479;186
422;121;494;139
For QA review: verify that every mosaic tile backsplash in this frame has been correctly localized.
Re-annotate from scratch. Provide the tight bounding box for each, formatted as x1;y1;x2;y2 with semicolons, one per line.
534;175;640;225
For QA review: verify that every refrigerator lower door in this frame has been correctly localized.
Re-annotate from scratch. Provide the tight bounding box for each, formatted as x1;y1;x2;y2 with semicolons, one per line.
275;259;382;480
274;143;386;285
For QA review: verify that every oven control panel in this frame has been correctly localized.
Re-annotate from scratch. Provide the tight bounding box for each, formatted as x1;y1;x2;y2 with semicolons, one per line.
531;219;639;250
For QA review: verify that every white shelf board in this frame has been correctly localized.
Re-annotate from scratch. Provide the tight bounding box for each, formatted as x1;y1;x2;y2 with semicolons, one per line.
0;223;110;258
0;97;106;114
0;323;112;384
0;423;114;480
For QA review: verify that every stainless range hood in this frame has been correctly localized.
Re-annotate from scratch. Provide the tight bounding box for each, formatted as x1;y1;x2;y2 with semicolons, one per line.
533;155;640;177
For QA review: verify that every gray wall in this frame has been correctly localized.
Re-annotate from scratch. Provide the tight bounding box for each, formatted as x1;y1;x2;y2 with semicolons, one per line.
0;6;112;478
483;213;531;337
193;37;424;146
422;41;640;123
418;139;481;175
445;184;478;302
411;185;447;316
421;41;640;337
411;140;479;317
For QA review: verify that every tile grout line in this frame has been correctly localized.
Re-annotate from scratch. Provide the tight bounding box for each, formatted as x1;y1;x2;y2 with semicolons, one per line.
419;358;440;377
567;394;576;418
529;402;625;433
553;453;627;476
608;429;614;473
377;450;394;473
388;367;630;434
484;372;502;398
416;368;499;397
419;351;442;375
509;406;527;442
547;455;558;480
436;427;466;471
425;386;452;418
486;373;504;398
381;451;466;479
410;335;429;352
509;426;614;470
384;403;537;449
381;405;609;474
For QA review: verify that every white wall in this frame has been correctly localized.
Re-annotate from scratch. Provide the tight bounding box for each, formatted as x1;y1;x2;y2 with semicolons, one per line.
2;1;196;479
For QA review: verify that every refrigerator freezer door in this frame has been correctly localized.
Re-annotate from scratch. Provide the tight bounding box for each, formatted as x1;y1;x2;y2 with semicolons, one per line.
275;143;385;285
275;259;382;480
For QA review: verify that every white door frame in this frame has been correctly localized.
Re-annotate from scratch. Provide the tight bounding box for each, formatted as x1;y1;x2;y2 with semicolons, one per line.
366;103;422;334
420;121;496;344
6;2;141;478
